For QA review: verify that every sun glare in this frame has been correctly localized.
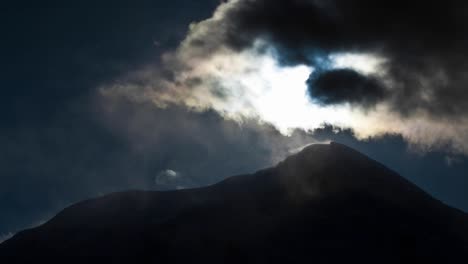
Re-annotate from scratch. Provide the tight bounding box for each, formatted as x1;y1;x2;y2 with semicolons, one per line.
223;54;357;134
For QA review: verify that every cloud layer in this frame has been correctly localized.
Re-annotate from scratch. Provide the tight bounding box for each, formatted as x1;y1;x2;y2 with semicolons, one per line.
101;0;468;154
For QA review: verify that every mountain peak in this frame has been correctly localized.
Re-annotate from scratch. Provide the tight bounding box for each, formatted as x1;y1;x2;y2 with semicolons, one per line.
286;141;372;165
276;142;430;204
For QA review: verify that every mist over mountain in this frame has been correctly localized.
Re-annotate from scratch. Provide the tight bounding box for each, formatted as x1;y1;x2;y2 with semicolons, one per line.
1;142;466;263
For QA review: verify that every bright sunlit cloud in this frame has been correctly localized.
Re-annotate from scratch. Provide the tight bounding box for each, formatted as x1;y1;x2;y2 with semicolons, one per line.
105;47;383;135
214;53;357;134
328;53;386;75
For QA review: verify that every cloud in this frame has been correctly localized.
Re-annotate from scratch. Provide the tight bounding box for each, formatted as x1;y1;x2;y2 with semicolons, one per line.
198;0;468;115
307;68;386;108
155;169;181;187
0;232;13;244
98;96;322;184
100;0;468;155
445;156;462;168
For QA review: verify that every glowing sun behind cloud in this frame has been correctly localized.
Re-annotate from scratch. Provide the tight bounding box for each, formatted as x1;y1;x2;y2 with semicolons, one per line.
212;52;360;134
104;45;389;135
164;46;387;135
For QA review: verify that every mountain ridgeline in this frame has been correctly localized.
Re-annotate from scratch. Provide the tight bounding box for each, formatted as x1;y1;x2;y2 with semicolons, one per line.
1;142;467;263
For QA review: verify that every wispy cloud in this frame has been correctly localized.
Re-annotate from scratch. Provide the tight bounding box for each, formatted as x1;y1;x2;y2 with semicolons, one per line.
0;232;14;244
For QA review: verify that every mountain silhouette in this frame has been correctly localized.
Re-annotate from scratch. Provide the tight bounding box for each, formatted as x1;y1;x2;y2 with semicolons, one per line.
1;142;467;263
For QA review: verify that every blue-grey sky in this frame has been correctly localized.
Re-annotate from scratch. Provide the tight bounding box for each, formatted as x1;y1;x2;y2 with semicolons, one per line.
1;0;467;238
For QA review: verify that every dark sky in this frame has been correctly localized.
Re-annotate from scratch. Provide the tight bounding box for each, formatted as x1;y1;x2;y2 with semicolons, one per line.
1;0;467;238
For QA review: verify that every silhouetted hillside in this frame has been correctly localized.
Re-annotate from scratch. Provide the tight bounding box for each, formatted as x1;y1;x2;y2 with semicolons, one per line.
1;142;467;263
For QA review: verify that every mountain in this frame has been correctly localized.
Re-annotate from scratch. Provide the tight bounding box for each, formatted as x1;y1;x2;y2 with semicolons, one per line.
1;142;467;263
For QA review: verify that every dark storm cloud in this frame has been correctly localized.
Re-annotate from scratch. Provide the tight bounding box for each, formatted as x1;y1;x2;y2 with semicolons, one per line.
192;0;468;117
306;69;386;107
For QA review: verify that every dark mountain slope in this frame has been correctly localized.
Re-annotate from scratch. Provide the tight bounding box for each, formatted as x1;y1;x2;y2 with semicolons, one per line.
1;142;467;263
